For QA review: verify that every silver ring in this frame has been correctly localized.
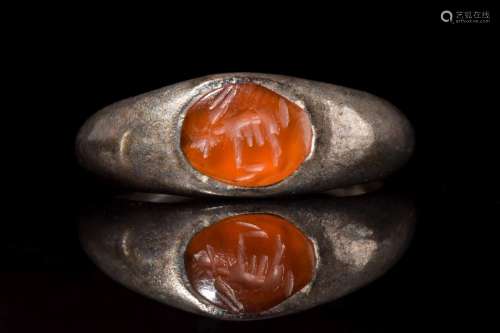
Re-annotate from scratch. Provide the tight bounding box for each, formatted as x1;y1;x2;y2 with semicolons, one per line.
80;192;415;320
76;73;414;196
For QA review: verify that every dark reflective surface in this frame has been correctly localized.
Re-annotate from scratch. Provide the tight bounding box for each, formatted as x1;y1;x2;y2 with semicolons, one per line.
4;15;495;332
78;191;415;320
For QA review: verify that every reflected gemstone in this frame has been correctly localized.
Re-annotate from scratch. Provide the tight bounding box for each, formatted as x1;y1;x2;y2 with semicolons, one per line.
181;83;312;187
185;213;316;313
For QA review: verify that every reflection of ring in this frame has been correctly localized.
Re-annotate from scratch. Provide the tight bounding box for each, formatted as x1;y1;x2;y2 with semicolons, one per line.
76;73;414;196
80;192;415;320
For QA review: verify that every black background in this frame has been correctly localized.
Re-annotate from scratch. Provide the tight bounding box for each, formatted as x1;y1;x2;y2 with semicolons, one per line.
2;6;498;332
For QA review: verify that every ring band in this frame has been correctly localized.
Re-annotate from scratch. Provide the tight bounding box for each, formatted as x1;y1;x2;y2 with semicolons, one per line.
76;73;414;196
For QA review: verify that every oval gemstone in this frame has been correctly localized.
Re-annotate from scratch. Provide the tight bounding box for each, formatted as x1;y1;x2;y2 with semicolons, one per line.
185;213;316;313
181;83;312;187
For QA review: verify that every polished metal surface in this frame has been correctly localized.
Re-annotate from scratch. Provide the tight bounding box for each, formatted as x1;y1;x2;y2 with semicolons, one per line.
79;192;415;320
76;73;414;197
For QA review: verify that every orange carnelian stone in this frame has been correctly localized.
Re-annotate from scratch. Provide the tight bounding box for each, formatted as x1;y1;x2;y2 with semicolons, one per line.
181;83;312;186
185;214;316;313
